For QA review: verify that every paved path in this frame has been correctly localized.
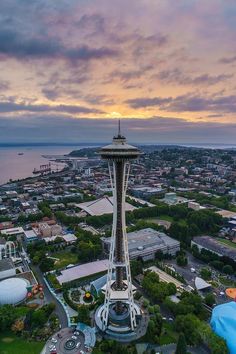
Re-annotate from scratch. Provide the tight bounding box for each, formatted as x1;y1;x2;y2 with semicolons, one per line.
32;265;68;328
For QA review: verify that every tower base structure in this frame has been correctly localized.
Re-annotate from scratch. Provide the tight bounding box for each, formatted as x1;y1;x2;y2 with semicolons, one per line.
94;301;147;342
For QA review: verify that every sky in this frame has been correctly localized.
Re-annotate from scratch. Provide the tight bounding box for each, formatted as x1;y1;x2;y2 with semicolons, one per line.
0;0;236;144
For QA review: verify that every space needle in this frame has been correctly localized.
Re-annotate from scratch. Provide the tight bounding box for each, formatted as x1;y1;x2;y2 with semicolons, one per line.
95;122;145;341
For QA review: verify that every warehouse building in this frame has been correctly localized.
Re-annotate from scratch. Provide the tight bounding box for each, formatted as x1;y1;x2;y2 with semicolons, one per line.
57;259;109;285
192;236;236;261
102;228;180;261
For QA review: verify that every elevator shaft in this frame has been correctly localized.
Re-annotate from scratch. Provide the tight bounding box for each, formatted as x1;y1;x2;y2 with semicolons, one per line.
114;160;126;314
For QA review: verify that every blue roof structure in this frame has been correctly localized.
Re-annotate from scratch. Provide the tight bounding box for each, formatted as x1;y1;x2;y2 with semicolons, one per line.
76;322;96;347
90;273;115;295
211;301;236;354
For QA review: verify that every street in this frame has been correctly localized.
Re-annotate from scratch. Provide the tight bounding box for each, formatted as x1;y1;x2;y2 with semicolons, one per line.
32;265;68;328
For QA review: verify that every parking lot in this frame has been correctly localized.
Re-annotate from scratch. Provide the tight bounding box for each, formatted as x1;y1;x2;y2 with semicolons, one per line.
164;251;230;305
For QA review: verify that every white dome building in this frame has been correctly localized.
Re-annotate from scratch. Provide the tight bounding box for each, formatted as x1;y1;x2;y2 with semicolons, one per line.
0;277;28;305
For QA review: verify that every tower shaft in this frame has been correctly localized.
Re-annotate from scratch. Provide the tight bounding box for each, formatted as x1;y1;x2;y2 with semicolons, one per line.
115;160;125;290
95;130;142;335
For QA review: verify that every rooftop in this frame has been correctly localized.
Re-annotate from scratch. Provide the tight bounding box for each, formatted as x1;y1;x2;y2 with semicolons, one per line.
102;228;179;257
192;235;236;261
217;210;236;219
0;258;15;271
1;227;24;235
57;259;109;284
24;230;38;239
195;276;211;290
77;196;136;216
99;130;141;159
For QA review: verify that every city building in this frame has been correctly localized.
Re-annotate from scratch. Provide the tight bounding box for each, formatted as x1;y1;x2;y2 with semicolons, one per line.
0;259;16;280
147;266;183;289
217;210;236;219
162;192;188;205
0;277;28;305
188;201;205;211
76;195;136;216
38;222;62;238
57;259;109;285
102;228;180;261
192;236;236;261
130;186;164;198
24;230;39;243
195;277;211;292
1;227;24;239
44;233;77;244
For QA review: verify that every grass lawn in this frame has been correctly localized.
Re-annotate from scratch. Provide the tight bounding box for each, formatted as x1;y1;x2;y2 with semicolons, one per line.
159;215;173;222
52;251;78;270
0;332;44;354
217;238;236;249
145;215;173;224
160;322;178;345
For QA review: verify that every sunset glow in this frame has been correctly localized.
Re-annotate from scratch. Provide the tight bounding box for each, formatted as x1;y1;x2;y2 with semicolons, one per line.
0;0;236;143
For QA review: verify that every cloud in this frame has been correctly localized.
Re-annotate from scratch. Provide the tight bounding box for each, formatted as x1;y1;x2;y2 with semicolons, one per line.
83;94;115;106
42;88;60;101
0;29;118;62
0;115;236;144
167;94;236;113
75;14;106;35
0;101;103;114
0;80;9;91
126;93;236;113
156;69;233;86
0;0;235;146
219;56;236;64
109;65;153;83
125;97;172;109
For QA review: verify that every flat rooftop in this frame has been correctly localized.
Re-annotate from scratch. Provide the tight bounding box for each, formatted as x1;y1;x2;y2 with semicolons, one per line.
1;227;24;235
24;230;38;239
103;228;179;257
217;210;236;219
0;258;15;271
148;266;183;288
57;259;109;284
193;236;236;261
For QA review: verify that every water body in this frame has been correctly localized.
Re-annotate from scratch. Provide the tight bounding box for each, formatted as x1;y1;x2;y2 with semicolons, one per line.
0;143;236;186
0;145;85;185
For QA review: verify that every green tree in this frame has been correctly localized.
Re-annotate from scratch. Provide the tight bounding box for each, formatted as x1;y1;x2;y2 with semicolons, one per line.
175;333;187;354
204;293;216;307
0;305;17;331
222;264;233;275
78;305;90;324
176;255;188;266
200;267;212;281
31;309;47;328
130;259;143;277
175;314;201;345
146;314;162;344
209;260;224;271
39;257;55;272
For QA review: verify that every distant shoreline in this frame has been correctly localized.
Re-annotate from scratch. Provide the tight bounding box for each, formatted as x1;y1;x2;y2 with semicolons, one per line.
0;142;236;150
